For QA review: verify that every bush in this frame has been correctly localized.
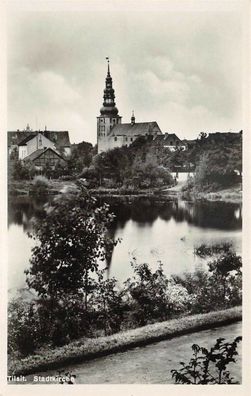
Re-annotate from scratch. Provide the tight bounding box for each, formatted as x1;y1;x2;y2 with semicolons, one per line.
90;270;126;335
124;261;192;325
171;336;242;384
30;175;49;195
173;243;242;313
12;159;36;180
8;294;94;355
124;261;169;325
8;298;39;356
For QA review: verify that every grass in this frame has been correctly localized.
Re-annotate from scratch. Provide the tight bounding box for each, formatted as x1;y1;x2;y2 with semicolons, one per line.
8;306;242;376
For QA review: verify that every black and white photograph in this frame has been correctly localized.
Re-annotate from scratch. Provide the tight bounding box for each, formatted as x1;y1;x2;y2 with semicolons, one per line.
1;0;251;392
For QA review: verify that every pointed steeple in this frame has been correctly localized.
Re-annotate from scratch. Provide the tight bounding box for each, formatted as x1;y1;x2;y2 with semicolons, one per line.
131;110;135;125
100;57;119;116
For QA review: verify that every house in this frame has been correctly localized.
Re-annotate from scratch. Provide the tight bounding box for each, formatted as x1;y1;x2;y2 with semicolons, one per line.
151;133;186;152
97;60;162;153
158;133;186;151
23;147;67;169
18;133;56;160
8;125;71;159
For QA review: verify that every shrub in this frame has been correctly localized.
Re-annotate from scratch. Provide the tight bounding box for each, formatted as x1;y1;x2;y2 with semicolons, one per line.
171;336;242;384
30;175;49;195
124;261;191;325
165;282;192;313
90;270;126;335
173;243;242;313
12;159;36;180
8;298;39;356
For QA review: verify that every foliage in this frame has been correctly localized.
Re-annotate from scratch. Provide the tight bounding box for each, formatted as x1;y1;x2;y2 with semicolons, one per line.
90;269;126;335
173;243;242;313
124;261;191;325
25;186;118;308
196;243;242;307
12;159;36;180
8;298;38;356
171;336;242;384
68;141;95;175
43;160;68;179
9;232;242;356
194;147;241;191
128;156;173;188
30;175;49;195
87;146;173;189
124;261;169;325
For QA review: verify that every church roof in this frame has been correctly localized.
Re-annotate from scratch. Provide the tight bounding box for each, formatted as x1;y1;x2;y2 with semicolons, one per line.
110;122;162;137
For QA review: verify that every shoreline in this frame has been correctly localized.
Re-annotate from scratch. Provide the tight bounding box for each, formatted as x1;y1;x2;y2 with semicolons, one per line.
8;180;242;204
8;306;242;377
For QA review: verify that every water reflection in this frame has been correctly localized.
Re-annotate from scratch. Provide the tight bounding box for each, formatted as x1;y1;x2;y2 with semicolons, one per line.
8;195;242;289
97;197;242;231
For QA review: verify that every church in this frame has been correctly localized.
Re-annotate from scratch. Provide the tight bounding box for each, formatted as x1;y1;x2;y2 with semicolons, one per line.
97;59;162;153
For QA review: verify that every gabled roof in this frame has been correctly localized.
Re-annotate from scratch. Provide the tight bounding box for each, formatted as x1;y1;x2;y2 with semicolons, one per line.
110;122;162;137
8;130;71;147
152;133;184;145
23;147;66;162
18;135;36;146
163;133;182;142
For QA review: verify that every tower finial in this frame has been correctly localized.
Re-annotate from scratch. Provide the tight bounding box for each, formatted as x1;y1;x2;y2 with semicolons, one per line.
106;56;110;75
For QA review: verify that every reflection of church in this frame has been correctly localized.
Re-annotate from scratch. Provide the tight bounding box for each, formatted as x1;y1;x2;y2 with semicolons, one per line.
97;59;162;153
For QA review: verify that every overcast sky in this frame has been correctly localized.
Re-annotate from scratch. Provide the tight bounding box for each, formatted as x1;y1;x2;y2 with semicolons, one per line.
7;0;245;144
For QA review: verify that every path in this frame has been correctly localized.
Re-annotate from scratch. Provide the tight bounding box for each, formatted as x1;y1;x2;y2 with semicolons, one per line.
162;179;186;193
25;322;241;384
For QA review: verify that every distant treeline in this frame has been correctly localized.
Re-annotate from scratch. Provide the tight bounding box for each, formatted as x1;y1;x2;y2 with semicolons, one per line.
9;131;242;191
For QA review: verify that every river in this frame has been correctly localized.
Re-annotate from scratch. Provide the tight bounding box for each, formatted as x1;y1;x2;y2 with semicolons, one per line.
8;194;242;293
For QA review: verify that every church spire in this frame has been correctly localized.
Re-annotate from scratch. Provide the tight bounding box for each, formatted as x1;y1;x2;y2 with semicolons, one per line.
131;110;135;125
100;57;119;116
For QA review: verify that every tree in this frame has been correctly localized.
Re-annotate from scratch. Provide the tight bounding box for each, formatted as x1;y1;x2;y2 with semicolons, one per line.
130;155;173;188
68;141;94;175
12;159;36;180
25;186;118;310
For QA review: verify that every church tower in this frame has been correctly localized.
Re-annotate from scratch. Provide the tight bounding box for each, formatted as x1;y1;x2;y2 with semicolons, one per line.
97;58;122;153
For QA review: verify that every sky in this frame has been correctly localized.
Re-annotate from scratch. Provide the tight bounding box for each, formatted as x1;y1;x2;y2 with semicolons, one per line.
7;0;246;144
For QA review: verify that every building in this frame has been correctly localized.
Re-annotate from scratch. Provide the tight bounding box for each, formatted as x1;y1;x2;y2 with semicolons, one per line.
23;147;67;169
18;132;56;160
8;124;71;159
152;133;186;151
97;60;162;153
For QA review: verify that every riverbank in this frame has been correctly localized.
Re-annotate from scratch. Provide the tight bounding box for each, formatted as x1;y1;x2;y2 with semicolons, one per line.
8;306;241;377
8;179;242;203
8;179;77;196
195;185;242;204
8;180;176;198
